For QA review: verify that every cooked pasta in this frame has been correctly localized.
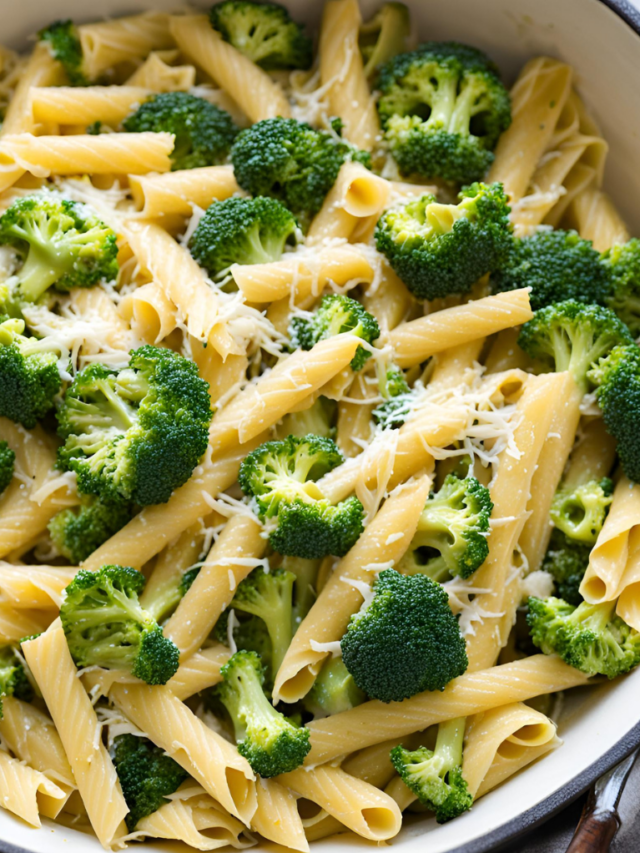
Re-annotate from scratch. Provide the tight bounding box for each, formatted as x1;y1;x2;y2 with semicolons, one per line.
0;4;637;851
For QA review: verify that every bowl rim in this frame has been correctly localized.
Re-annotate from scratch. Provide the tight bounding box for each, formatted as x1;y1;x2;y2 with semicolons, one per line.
1;1;640;852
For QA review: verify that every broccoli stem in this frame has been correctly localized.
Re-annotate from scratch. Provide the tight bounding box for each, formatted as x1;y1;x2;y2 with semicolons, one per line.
17;245;66;301
449;78;485;135
570;600;616;632
428;75;458;129
224;656;284;742
433;717;466;772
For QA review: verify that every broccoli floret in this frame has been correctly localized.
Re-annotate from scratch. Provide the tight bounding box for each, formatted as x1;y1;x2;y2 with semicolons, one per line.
491;230;611;311
527;596;640;678
289;294;380;371
359;3;411;81
390;718;472;823
212;650;310;776
56;345;212;506
38;19;88;86
60;565;180;685
372;366;412;430
518;300;634;394
228;567;295;674
189;196;298;280
278;397;336;440
239;434;364;559
0;441;15;496
231;117;371;227
588;344;640;483
215;612;275;679
303;656;365;719
603;239;640;335
210;1;312;70
0;646;33;718
48;496;134;565
112;733;189;830
0;195;118;304
398;474;493;582
378;42;511;183
550;477;613;545
542;529;589;607
0;318;61;428
375;183;511;300
123;92;239;171
341;569;468;702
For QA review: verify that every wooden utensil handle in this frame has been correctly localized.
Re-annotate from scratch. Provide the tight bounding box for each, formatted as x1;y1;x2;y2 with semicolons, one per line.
565;806;620;853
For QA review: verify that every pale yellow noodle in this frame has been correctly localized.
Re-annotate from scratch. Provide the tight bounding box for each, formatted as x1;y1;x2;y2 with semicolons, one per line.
0;562;78;609
119;281;178;344
253;778;309;852
29;85;151;126
78;12;173;78
126;51;196;92
129;165;241;219
0;750;67;826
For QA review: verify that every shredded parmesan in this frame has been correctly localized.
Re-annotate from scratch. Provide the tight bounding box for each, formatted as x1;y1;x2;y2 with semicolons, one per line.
309;639;343;656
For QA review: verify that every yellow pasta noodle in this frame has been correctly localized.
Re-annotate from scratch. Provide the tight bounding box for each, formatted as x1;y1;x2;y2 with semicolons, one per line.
253;778;309;852
566;184;630;250
118;280;178;344
0;562;78;609
0;750;67;826
78;12;173;79
30;85;151;126
129;165;241;220
126;51;196;92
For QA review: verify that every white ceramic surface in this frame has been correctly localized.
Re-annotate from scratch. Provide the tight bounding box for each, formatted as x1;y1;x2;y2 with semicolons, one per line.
0;1;640;852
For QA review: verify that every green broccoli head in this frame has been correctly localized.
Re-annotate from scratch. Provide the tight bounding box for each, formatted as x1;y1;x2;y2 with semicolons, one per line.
542;529;589;607
341;569;468;702
56;345;212;506
372;366;412;430
189;195;298;280
123;92;239;171
48;495;134;565
38;19;88;86
213;650;310;777
303;656;365;719
238;434;364;559
603;238;640;335
0;195;118;303
0;318;61;428
289;294;380;371
359;3;411;81
230;567;295;674
112;733;189;831
60;564;180;684
231;117;371;227
0;645;33;718
527;596;640;678
518;300;634;393
550;478;613;546
390;718;472;823
378;42;511;183
491;229;611;311
588;344;640;483
0;441;15;496
375;183;512;300
209;0;312;70
399;474;493;582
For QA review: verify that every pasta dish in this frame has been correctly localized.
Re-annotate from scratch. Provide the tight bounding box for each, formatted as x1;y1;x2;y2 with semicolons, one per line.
0;2;638;850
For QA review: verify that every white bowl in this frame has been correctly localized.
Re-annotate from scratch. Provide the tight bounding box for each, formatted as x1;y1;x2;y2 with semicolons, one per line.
2;1;640;852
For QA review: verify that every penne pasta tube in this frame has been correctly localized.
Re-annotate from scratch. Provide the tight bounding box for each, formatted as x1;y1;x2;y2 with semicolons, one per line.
615;534;640;631
567;185;630;251
0;750;67;827
273;475;432;704
305;655;589;765
118;280;178;344
476;737;560;799
388;290;534;368
0;562;78;609
30;85;151;126
125;51;196;92
0;607;53;643
278;766;401;842
110;682;257;825
129;165;241;219
361;263;413;333
78;12;173;78
253;778;309;852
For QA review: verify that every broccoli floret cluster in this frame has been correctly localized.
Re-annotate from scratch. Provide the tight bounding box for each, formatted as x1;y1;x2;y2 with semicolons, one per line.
231;117;370;227
210;0;312;70
123;92;239;171
377;42;511;183
212;650;310;777
112;733;189;830
390;718;472;823
550;477;613;545
304;656;365;719
603;238;640;335
0;646;33;718
341;569;468;702
0;441;15;496
189;196;298;280
527;596;640;679
239;434;364;559
372;366;412;429
359;2;411;81
0;195;119;304
289;294;380;371
491;230;611;311
60;564;180;685
399;474;493;582
518;300;634;394
0;318;61;428
542;529;590;607
48;496;133;565
38;19;88;86
57;345;212;506
375;183;511;300
588;344;640;483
